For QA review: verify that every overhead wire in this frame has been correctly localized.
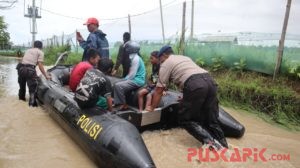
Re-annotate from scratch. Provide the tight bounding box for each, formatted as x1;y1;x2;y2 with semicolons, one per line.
0;0;17;9
40;0;180;21
27;0;196;46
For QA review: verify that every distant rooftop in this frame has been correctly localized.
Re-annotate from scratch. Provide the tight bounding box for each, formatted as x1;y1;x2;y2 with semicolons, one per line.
200;35;238;43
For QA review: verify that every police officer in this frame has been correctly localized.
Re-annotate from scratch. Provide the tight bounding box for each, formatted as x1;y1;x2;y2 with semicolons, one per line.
17;41;50;106
145;45;228;149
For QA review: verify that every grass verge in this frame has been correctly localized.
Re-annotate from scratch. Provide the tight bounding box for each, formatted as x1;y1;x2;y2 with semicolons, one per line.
212;70;300;130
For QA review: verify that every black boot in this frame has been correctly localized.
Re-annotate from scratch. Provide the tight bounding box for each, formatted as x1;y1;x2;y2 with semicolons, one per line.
19;96;26;101
18;92;26;101
29;93;38;107
218;138;228;148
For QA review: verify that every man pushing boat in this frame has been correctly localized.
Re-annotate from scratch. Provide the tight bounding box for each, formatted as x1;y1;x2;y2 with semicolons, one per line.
145;45;228;149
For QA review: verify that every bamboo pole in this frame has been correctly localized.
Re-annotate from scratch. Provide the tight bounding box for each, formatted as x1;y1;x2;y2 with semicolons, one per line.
190;0;194;39
159;0;166;43
179;1;186;55
273;0;292;80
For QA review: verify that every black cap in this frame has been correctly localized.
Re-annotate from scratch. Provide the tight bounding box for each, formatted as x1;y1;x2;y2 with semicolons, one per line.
158;45;172;57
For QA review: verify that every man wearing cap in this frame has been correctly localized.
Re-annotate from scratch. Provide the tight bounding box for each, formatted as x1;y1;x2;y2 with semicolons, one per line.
77;17;109;61
145;45;228;149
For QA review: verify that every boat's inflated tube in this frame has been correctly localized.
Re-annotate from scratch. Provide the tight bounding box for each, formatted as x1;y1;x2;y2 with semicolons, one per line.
37;65;155;168
218;108;245;138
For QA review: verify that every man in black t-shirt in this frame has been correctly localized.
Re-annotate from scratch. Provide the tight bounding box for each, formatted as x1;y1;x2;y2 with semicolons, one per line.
74;68;113;111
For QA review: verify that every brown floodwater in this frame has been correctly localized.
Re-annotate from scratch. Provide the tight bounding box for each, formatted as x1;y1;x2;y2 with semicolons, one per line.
0;56;299;168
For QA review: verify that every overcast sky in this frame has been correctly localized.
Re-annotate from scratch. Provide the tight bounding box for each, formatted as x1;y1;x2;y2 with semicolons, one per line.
1;0;300;45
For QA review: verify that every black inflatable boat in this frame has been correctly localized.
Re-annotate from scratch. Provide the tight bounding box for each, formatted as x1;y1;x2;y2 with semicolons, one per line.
37;65;245;168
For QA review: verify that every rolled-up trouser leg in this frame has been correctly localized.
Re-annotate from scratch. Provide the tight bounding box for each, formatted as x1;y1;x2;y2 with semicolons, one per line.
180;121;214;144
113;80;140;105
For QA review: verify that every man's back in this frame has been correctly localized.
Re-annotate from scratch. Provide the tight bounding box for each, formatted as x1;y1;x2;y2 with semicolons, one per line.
22;48;44;65
69;62;93;92
126;54;146;86
118;44;130;76
157;55;207;89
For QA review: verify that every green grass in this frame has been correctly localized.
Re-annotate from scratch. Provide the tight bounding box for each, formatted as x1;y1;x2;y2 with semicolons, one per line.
64;52;81;65
212;70;300;130
0;50;22;57
221;100;300;131
44;45;72;65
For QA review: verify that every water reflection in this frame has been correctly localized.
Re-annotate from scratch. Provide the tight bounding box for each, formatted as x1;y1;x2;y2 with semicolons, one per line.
0;57;20;97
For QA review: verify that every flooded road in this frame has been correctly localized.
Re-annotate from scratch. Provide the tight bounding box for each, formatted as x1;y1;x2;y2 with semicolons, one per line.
0;56;299;168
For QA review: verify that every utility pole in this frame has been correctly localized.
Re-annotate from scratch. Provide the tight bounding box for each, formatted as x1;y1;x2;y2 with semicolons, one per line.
190;0;194;39
24;0;41;47
273;0;292;80
159;0;165;43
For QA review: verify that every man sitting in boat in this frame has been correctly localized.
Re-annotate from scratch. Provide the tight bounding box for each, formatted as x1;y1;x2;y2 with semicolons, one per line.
145;45;228;149
94;58;114;111
69;48;113;111
113;41;146;111
69;48;99;92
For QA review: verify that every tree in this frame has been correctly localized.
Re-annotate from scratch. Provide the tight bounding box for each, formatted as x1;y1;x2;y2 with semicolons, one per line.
0;0;17;10
0;16;11;49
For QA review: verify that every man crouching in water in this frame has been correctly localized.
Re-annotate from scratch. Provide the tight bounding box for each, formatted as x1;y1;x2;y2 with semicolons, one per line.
145;45;228;150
